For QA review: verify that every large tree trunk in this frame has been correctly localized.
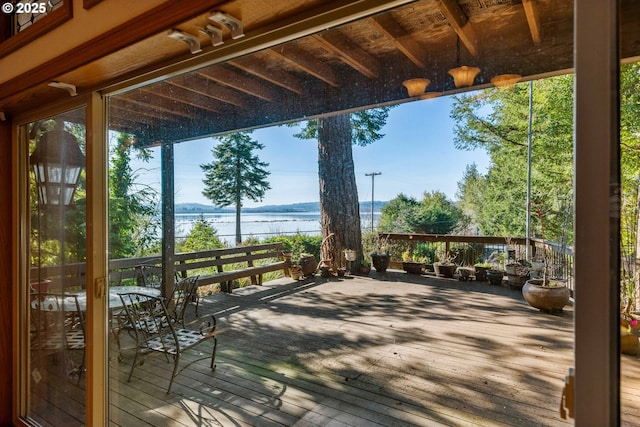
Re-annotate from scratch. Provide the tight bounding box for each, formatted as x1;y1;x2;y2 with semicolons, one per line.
317;114;363;270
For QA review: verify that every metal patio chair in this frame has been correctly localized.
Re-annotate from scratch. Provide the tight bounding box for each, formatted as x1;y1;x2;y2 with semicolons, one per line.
118;292;217;394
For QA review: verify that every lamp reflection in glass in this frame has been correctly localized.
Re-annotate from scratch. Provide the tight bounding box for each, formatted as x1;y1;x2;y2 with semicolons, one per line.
30;124;85;206
448;65;481;88
402;78;431;97
491;73;522;88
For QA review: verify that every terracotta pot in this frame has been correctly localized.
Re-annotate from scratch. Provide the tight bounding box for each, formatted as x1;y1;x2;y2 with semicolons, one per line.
299;254;317;277
522;279;570;313
370;253;390;272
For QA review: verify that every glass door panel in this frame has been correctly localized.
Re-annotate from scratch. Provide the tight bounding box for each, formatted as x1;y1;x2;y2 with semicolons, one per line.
22;107;87;426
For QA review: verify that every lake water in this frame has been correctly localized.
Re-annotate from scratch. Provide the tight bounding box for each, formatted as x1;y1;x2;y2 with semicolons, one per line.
175;211;381;243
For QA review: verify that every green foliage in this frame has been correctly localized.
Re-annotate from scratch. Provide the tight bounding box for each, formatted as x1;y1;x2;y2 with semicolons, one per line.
177;215;225;253
201;132;270;244
379;191;468;234
108;133;160;258
414;243;436;264
263;234;322;261
201;132;270;207
291;107;392;146
452;76;574;242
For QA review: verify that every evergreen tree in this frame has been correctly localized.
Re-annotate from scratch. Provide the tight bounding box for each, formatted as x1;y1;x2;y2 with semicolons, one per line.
200;132;270;245
451;76;574;242
108;133;159;258
292;108;391;268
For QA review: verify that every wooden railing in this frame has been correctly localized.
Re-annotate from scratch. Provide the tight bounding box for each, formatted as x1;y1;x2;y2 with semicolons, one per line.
379;233;575;291
28;234;575;292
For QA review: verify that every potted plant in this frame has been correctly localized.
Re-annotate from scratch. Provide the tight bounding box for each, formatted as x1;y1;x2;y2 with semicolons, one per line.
485;251;505;285
289;261;303;280
360;258;371;275
433;252;456;278
457;266;474;281
370;234;391;273
401;249;425;274
505;260;530;289
522;199;571;312
473;263;491;281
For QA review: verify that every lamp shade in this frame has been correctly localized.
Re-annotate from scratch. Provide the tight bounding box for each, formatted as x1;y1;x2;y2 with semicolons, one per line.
402;78;430;97
30;128;85;206
491;73;522;88
448;66;481;88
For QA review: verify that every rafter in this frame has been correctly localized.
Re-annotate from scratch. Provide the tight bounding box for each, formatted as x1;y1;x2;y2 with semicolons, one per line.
269;45;339;87
522;0;542;44
176;74;248;108
229;56;306;95
123;90;209;120
314;31;379;79
437;0;478;57
370;14;426;69
197;66;278;102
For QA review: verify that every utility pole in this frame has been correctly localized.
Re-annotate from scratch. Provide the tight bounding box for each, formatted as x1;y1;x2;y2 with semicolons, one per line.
365;172;381;233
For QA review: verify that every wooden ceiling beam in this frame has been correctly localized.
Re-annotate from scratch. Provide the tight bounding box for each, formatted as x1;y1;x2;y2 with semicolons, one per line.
437;0;479;57
109;106;157;126
229;56;306;95
109;98;180;122
370;14;426;69
173;74;248;108
314;31;380;78
522;0;542;44
269;45;340;87
197;66;279;102
121;91;207;120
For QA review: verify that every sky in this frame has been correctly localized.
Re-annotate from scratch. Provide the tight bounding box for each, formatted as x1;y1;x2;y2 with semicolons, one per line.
128;95;491;208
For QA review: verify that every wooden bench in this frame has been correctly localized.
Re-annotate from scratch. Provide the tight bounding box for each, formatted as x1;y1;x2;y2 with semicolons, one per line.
174;242;290;293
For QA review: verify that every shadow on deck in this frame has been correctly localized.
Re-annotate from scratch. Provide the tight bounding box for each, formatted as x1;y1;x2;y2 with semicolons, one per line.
106;271;639;427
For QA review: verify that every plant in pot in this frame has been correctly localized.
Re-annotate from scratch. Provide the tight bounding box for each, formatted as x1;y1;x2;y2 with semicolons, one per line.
456;266;475;281
433;251;456;278
401;250;425;274
360;258;371;275
473;263;491;281
485;251;505;285
370;234;391;273
505;259;530;289
522;199;571;313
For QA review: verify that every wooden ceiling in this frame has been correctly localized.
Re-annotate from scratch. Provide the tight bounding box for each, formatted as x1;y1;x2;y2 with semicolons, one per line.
8;0;640;146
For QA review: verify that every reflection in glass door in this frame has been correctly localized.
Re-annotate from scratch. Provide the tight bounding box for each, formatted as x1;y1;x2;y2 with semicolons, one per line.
23;107;87;426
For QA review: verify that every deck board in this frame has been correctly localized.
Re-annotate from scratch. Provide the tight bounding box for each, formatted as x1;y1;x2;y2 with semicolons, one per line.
100;271;640;426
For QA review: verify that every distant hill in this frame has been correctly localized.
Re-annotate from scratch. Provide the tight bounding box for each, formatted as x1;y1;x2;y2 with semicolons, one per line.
175;201;387;214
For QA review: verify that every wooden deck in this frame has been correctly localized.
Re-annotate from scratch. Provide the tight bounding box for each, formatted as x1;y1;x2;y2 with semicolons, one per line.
103;272;638;425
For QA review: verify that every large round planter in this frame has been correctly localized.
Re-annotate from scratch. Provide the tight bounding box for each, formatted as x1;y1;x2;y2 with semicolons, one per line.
522;279;570;313
434;263;456;278
486;270;504;286
370;253;391;273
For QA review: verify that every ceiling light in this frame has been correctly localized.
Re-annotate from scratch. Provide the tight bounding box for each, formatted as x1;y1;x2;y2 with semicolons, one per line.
448;66;481;88
491;73;522;88
209;11;244;39
168;30;202;54
402;78;430;97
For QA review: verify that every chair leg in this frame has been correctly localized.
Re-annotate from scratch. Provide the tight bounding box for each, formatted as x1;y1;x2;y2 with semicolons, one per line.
167;352;180;394
210;336;218;370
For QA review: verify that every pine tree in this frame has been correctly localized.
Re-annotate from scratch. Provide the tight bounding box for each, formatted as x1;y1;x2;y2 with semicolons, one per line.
200;132;270;245
292;108;391;269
